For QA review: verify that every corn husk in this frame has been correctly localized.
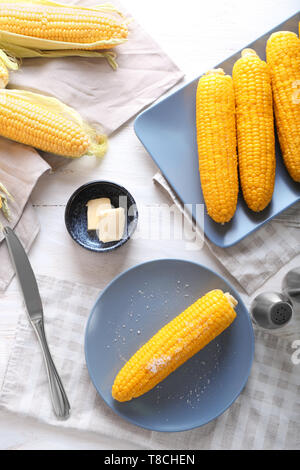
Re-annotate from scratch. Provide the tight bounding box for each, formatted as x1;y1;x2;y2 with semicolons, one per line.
0;49;18;72
0;182;13;220
0;49;19;87
0;1;129;69
0;88;108;158
0;43;118;70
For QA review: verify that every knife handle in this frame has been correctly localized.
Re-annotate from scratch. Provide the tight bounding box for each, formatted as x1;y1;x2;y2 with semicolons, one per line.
32;318;71;419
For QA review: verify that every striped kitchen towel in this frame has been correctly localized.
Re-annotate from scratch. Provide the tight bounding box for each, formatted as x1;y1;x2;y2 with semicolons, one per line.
153;172;300;296
0;275;299;449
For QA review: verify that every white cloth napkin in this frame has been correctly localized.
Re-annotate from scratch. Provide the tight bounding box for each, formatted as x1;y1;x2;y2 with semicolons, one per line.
0;275;299;450
153;173;300;296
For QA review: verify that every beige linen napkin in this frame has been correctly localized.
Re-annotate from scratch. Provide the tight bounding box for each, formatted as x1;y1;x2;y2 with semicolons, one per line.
0;275;299;450
0;0;184;290
0;139;50;290
153;173;300;296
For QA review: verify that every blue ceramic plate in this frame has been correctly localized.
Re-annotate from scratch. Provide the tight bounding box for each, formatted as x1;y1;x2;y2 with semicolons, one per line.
85;259;254;431
65;181;138;252
134;14;300;248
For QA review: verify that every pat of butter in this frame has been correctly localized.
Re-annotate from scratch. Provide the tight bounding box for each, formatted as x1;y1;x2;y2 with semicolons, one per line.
87;198;111;230
97;207;126;243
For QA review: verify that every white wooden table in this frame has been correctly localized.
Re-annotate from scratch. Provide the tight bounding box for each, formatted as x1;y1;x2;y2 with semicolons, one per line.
0;0;299;450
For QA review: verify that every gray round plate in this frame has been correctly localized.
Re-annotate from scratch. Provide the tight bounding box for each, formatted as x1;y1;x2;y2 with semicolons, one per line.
85;259;254;431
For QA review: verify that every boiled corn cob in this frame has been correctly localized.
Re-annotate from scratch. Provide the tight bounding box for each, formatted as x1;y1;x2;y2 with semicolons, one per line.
0;1;128;50
266;31;300;182
196;69;239;224
0;89;107;158
0;49;18;88
112;289;237;402
232;49;275;212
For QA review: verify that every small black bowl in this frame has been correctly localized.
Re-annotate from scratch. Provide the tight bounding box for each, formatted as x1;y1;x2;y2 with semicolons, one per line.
65;181;138;252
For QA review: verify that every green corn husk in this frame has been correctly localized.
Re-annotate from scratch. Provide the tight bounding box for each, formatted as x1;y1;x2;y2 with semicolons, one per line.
0;88;108;158
0;1;129;69
0;49;18;71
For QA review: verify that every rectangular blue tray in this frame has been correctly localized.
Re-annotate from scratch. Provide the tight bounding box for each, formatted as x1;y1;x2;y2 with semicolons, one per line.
134;13;300;248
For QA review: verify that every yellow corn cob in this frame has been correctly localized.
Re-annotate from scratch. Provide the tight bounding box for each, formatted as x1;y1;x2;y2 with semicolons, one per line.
266;31;300;182
112;289;237;402
0;89;107;158
0;1;128;50
232;49;275;212
196;69;239;224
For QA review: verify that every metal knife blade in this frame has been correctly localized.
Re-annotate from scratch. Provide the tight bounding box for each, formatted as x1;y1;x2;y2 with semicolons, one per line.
4;226;43;323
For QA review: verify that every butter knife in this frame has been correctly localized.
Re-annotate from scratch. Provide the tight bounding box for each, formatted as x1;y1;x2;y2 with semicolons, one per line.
4;227;70;420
